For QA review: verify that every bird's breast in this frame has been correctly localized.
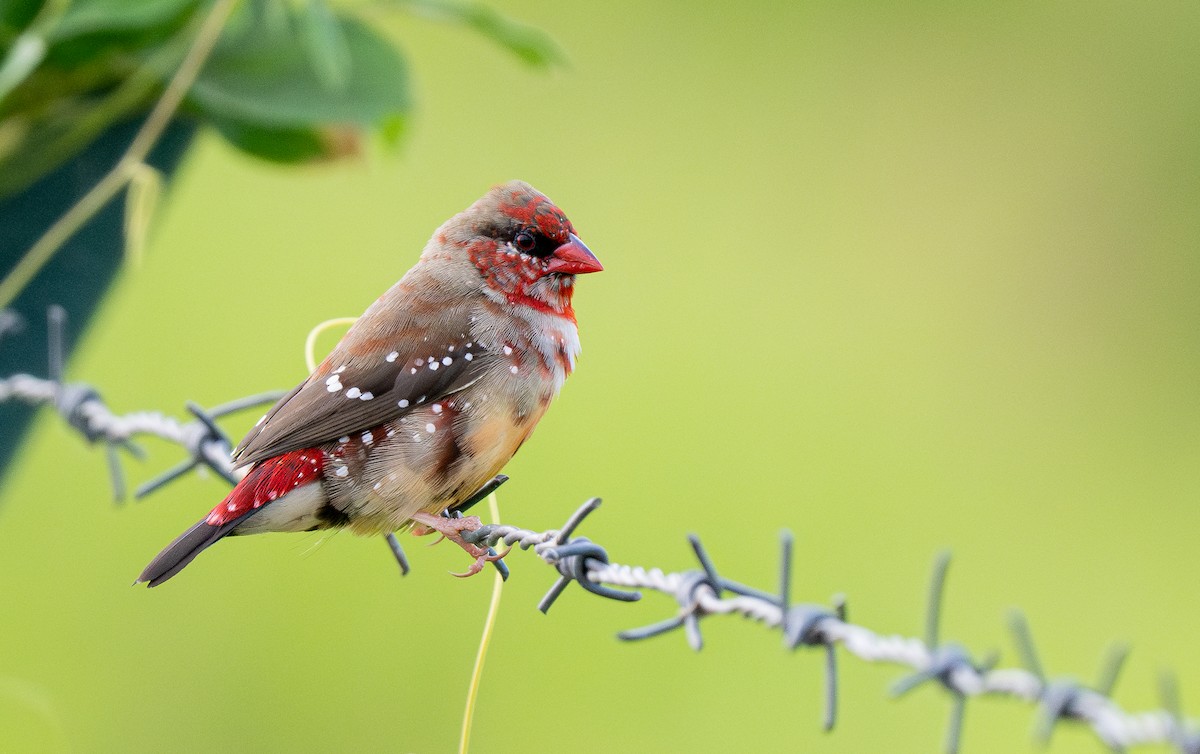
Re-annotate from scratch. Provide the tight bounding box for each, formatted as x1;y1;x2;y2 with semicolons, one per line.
323;371;553;533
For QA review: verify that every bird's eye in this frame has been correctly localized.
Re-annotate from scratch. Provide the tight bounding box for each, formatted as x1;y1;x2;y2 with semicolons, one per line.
514;230;536;253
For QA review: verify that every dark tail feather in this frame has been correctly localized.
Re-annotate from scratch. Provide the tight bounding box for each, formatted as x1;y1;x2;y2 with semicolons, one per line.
137;518;239;587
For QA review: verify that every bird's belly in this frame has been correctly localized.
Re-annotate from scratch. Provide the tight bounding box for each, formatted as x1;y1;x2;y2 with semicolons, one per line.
333;395;548;534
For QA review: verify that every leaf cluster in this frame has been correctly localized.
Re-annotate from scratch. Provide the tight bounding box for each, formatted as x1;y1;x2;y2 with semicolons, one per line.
0;0;563;200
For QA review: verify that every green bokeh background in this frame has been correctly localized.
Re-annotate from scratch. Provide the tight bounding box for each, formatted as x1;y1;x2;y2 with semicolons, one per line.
2;1;1199;751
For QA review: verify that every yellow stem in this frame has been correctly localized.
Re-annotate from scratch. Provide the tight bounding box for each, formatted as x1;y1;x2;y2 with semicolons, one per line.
304;317;358;372
0;0;240;310
459;492;504;754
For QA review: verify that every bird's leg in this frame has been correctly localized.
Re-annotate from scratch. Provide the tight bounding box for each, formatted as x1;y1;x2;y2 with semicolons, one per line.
418;475;512;578
451;474;509;515
410;512;510;578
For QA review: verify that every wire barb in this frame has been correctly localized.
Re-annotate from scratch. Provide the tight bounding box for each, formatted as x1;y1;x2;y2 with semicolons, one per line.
0;308;22;342
383;532;411;576
1160;672;1200;754
889;552;996;753
1008;611;1138;751
776;529;843;731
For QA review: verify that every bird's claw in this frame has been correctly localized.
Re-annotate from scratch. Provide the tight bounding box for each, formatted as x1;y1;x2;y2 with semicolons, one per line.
411;513;509;578
450;545;512;578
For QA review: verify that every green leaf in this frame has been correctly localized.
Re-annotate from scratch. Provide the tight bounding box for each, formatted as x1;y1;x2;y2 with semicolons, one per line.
1;0;55;38
188;8;410;128
296;0;350;91
0;0;66;105
50;0;200;41
209;116;334;163
392;0;563;68
0;32;46;103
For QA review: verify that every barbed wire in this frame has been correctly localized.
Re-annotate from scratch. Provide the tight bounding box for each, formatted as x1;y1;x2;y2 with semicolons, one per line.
0;306;281;500
2;308;1197;752
458;501;1199;752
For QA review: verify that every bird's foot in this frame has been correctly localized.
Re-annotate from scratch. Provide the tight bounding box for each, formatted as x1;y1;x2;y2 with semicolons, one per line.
410;512;510;577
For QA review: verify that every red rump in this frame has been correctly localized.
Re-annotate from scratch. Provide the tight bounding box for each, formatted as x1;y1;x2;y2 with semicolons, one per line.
205;449;325;525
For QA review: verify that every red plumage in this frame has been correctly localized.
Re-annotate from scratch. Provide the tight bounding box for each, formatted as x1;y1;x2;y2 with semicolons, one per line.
205;449;325;526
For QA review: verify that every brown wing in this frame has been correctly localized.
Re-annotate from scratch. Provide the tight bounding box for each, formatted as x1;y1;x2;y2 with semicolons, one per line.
233;310;492;467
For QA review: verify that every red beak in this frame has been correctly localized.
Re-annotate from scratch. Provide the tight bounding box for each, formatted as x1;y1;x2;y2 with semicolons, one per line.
546;234;603;275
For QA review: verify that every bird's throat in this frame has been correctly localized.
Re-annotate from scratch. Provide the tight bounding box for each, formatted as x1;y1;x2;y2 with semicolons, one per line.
504;275;576;320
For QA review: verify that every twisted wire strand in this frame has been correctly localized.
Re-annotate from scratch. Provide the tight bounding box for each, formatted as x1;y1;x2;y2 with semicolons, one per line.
462;511;1198;753
0;369;279;498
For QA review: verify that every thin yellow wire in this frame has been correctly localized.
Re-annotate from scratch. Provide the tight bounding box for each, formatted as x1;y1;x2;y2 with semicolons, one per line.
460;492;504;754
302;315;505;753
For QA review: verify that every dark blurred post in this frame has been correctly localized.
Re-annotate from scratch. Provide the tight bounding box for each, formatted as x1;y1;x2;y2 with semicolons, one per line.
0;118;195;483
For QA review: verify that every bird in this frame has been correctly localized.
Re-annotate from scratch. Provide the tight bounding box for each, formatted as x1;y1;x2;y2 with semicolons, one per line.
137;180;602;587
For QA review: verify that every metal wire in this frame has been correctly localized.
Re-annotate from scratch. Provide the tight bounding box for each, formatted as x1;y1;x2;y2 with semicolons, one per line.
3;308;1198;752
0;308;281;500
462;509;1196;752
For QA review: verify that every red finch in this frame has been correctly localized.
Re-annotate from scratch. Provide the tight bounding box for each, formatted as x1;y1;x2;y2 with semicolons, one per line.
138;181;601;586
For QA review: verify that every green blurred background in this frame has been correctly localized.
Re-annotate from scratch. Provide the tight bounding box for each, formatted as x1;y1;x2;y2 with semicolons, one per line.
2;1;1199;751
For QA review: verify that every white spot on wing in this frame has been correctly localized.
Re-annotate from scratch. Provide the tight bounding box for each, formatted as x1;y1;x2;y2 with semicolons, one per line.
397;399;409;408
345;387;361;399
335;466;349;477
425;423;436;433
386;352;398;362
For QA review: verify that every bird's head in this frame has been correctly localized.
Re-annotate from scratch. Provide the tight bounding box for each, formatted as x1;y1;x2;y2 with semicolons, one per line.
429;180;601;318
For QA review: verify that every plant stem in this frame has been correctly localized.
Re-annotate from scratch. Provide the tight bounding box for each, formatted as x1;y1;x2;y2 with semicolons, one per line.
0;0;240;311
459;492;505;754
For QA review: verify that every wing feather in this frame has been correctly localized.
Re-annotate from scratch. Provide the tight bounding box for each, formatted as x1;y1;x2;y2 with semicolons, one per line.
233;304;491;466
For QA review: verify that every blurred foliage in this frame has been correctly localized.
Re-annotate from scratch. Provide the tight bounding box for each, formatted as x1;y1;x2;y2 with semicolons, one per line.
0;0;561;199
